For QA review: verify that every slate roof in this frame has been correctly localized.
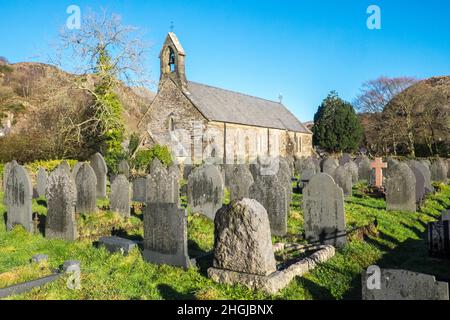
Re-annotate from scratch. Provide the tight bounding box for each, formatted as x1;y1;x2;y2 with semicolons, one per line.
184;81;311;133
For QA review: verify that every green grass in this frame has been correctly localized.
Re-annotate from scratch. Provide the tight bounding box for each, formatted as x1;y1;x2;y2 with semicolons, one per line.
1;182;450;300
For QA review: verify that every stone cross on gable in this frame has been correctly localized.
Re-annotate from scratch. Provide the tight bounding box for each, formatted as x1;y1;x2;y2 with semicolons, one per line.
371;157;387;188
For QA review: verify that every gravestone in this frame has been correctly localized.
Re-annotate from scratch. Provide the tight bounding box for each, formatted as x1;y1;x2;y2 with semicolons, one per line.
407;161;426;204
447;159;450;178
344;161;358;184
303;173;347;247
277;157;293;206
428;220;450;259
249;174;287;236
182;164;193;180
409;160;434;194
168;164;181;205
333;166;352;197
430;159;448;184
132;177;146;202
294;157;303;176
71;162;83;181
45;167;77;241
339;153;352;166
36;167;48;198
386;163;416;212
420;159;431;170
187;164;224;220
90;152;108;198
58;161;72;176
2;161;17;197
298;157;318;188
212;198;276;276
146;159;178;204
5;165;33;232
118;160;130;178
99;236;137;255
358;156;372;181
110;174;131;218
321;158;338;176
75;163;97;214
362;268;449;300
227;164;254;201
168;164;181;180
143;203;191;268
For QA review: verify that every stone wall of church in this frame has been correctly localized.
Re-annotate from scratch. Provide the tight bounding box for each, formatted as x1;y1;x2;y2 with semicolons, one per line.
140;78;313;163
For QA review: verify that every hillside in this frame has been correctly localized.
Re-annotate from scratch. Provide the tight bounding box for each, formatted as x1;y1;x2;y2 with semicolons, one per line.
0;61;155;137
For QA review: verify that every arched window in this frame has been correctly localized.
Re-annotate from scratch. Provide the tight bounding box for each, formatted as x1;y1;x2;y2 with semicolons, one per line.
168;116;175;131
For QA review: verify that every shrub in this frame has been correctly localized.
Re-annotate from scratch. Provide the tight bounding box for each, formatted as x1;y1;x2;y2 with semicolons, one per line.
132;145;173;173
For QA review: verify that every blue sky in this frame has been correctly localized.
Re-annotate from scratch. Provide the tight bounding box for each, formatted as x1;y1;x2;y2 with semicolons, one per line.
1;0;449;121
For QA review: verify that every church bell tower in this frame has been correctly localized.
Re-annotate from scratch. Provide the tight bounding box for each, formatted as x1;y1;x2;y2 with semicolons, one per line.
159;32;187;91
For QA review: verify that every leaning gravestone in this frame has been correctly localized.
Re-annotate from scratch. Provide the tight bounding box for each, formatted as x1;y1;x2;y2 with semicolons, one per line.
187;164;224;220
90;152;108;198
333;166;352;197
36;167;48;198
344;161;358;184
75;163;97;214
358;156;372;181
430;159;448;184
303;173;347;247
321;158;338;176
386;163;416;212
249;174;287;237
143;203;191;269
45;167;77;241
227;164;254;201
407;161;426;204
132;177;146;202
211;198;276;276
362;268;449;300
5;164;33;232
110;174;131;218
118;160;130;178
146;159;178;204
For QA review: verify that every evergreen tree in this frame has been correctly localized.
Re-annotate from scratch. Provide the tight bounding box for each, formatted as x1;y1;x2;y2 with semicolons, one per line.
313;91;363;153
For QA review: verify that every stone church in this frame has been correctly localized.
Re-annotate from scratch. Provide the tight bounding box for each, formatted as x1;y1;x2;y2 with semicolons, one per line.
138;32;312;164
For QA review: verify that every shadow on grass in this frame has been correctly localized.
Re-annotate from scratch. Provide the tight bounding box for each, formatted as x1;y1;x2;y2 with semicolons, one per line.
295;277;336;300
157;283;197;300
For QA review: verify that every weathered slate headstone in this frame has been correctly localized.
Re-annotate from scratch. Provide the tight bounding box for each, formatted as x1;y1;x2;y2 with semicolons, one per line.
430;159;448;184
36;167;48;198
132;177;146;202
303;173;347;247
99;236;137;255
75;163;97;214
428;220;450;259
321;158;338;176
2;161;16;193
90;152;108;198
72;162;83;181
339;153;352;166
187;164;224;220
58;161;72;176
212;198;276;276
118;160;130;178
143;203;191;268
362;268;449;300
249;174;287;237
358;156;372;181
146;159;179;204
277;157;293;206
344;161;358;184
227;164;254;201
5;164;33;232
409;160;434;194
298;157;318;188
407;161;426;204
45;167;77;241
386;163;416;212
333;165;352;197
110;174;131;218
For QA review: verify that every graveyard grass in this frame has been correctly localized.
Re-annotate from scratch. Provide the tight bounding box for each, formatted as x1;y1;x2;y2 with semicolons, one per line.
1;182;450;300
